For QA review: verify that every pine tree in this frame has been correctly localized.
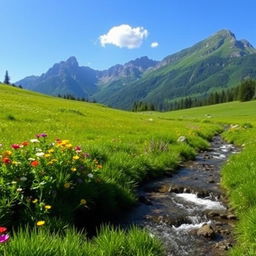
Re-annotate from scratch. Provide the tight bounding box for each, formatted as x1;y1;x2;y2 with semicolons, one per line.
4;71;10;84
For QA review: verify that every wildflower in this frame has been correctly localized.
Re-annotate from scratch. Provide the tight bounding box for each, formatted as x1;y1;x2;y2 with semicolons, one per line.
4;150;12;156
44;153;51;158
30;139;40;143
66;143;73;149
45;205;52;210
36;148;42;152
73;155;79;160
31;160;39;167
48;148;54;153
36;152;45;157
32;199;38;203
2;157;11;164
71;167;77;172
97;165;103;169
12;161;21;166
28;158;35;161
11;181;17;185
0;227;7;234
36;133;47;138
80;199;87;205
20;177;27;181
16;188;23;192
11;144;21;149
0;234;9;243
36;220;45;226
64;183;71;189
75;146;81;152
88;173;94;178
21;141;29;146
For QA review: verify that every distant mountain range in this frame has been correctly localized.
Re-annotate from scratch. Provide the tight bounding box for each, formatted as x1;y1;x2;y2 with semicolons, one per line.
17;29;256;110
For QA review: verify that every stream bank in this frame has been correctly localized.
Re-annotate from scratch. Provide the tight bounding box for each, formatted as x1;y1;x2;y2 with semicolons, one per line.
114;136;239;256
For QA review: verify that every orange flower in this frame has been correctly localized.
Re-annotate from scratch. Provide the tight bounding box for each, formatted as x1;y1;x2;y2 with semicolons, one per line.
31;160;39;167
2;157;11;164
22;141;29;146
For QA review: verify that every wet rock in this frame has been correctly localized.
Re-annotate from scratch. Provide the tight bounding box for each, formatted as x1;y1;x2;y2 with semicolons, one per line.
169;185;184;193
208;179;215;184
207;211;221;218
197;224;215;239
139;196;152;205
214;241;232;250
227;214;237;220
157;184;171;193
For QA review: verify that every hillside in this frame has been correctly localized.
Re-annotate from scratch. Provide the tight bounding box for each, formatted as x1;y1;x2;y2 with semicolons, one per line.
99;30;256;109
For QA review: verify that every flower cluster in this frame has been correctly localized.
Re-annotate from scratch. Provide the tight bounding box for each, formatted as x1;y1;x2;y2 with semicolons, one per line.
0;226;9;244
0;134;102;227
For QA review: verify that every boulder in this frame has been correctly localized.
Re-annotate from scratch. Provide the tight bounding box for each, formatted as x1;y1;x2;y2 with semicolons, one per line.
197;224;215;239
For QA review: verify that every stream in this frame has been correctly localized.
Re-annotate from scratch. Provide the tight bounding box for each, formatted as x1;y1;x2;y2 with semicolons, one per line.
114;136;239;256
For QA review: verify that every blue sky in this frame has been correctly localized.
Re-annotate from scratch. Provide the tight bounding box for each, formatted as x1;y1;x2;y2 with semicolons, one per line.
1;0;256;81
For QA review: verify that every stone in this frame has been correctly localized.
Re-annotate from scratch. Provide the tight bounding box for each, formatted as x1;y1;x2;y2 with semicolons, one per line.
197;224;215;239
139;196;152;205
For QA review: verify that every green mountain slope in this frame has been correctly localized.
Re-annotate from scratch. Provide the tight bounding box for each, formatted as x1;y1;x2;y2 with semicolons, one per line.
95;30;256;109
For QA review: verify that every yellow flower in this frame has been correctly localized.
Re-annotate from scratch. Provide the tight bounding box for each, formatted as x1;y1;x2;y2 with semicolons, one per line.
5;150;12;156
80;199;87;205
61;140;69;145
64;183;71;189
44;154;51;158
73;155;79;160
36;220;45;226
71;167;77;172
32;199;38;204
48;149;54;153
45;205;52;210
12;161;21;166
66;144;73;149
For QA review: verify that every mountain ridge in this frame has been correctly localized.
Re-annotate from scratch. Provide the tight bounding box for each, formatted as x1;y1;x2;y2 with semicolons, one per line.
17;29;256;109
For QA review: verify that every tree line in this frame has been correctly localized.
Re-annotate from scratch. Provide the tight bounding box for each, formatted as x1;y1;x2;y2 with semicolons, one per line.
131;79;256;112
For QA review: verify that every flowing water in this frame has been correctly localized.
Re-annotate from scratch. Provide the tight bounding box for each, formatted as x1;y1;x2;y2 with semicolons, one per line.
114;136;239;256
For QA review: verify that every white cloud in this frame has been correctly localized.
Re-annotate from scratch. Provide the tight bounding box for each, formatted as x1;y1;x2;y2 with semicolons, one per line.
99;24;148;49
151;42;159;48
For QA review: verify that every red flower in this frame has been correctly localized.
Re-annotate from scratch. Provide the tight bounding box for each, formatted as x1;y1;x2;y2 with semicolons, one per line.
2;157;11;164
0;227;7;234
11;144;20;149
31;160;39;167
75;146;81;151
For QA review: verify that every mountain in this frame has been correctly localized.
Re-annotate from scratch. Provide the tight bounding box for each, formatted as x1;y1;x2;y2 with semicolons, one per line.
95;29;256;109
17;56;158;99
17;29;256;109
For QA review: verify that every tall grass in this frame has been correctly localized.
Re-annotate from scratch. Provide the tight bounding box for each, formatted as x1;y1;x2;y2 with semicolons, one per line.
0;226;164;256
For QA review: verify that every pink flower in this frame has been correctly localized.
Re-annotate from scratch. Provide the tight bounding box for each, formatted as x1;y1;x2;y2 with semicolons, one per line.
11;144;20;149
0;234;9;243
36;133;47;138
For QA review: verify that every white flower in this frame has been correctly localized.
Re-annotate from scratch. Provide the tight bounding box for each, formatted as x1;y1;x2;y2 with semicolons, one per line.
30;139;40;143
36;152;45;157
11;181;17;184
36;148;42;152
88;173;94;179
20;177;27;181
17;188;23;192
28;158;35;161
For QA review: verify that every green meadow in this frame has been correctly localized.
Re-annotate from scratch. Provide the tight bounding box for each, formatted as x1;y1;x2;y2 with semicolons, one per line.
0;84;220;255
1;84;256;255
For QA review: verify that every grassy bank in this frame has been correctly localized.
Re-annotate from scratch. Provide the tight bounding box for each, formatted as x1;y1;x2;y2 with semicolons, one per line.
162;101;256;255
0;84;222;254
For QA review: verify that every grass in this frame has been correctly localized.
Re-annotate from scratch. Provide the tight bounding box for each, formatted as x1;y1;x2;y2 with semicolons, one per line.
0;226;164;256
161;100;256;255
2;84;256;254
0;84;221;254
